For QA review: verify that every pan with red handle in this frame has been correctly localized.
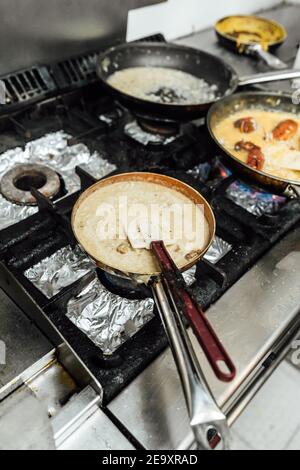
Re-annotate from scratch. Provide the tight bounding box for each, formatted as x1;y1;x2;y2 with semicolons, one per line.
72;172;236;449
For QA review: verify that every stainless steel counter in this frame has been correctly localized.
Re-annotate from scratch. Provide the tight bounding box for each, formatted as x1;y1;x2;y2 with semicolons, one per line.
0;350;134;450
0;289;52;389
108;226;300;450
176;3;300;92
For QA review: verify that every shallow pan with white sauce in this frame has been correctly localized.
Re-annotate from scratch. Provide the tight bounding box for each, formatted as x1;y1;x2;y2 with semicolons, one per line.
72;172;236;450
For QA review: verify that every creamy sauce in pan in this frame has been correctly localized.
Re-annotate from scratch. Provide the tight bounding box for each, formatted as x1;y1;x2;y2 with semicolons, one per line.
73;181;210;275
215;16;285;51
214;109;300;182
107;67;218;105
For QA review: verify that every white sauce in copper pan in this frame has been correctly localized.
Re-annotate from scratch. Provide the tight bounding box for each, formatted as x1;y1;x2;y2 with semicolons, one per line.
73;180;210;275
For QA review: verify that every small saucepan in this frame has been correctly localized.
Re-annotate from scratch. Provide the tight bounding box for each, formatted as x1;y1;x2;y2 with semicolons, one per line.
72;172;235;449
215;15;288;70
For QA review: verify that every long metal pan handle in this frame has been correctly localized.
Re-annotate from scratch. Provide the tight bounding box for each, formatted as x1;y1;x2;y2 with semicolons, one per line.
152;279;231;450
246;44;288;70
239;68;300;87
151;241;236;383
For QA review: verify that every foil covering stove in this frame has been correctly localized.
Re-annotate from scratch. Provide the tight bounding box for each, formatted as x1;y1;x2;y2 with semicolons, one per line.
65;265;200;356
24;246;94;299
66;273;155;355
204;236;232;265
64;236;230;356
23;248;197;355
214;161;287;216
226;181;287;217
124;120;178;146
189;160;287;217
0;131;116;230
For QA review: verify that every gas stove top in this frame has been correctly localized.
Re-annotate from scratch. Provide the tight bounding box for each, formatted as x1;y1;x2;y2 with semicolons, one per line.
0;3;299;449
0;70;300;406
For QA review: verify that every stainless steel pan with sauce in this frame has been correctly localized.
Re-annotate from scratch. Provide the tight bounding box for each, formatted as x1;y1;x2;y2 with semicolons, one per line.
207;91;300;198
72;172;236;450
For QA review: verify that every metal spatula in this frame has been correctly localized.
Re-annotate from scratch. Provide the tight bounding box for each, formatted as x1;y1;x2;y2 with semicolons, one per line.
123;215;177;250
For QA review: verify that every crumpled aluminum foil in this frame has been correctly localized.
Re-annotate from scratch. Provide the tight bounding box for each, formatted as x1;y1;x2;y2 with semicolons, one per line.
189;160;286;216
124;121;178;146
226;181;286;217
183;266;196;286
23;236;224;355
23;238;197;353
0;131;116;230
204;236;232;265
24;245;94;298
67;274;155;355
66;264;197;356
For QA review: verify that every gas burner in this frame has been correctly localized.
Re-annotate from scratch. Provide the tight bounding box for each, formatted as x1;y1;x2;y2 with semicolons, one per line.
189;160;287;216
0;163;60;206
138;118;180;137
226;181;287;216
99;107;124;127
124;120;179;146
0;131;115;230
97;270;150;300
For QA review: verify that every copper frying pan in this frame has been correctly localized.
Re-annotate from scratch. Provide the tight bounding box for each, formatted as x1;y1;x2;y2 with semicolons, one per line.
72;172;235;449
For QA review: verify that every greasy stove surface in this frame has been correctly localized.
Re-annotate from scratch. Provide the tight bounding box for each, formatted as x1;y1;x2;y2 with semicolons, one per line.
0;81;300;404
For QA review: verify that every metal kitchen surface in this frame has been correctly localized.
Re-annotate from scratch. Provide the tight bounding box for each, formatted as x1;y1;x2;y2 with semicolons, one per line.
0;2;300;451
108;227;300;449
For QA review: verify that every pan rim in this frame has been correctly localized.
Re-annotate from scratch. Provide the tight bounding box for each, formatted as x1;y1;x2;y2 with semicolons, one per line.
214;14;287;49
207;91;300;189
96;41;238;110
71;172;216;279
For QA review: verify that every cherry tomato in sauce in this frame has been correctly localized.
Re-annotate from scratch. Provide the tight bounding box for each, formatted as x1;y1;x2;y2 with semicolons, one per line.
272;119;299;141
234;117;257;134
235;140;259;152
247;147;265;171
